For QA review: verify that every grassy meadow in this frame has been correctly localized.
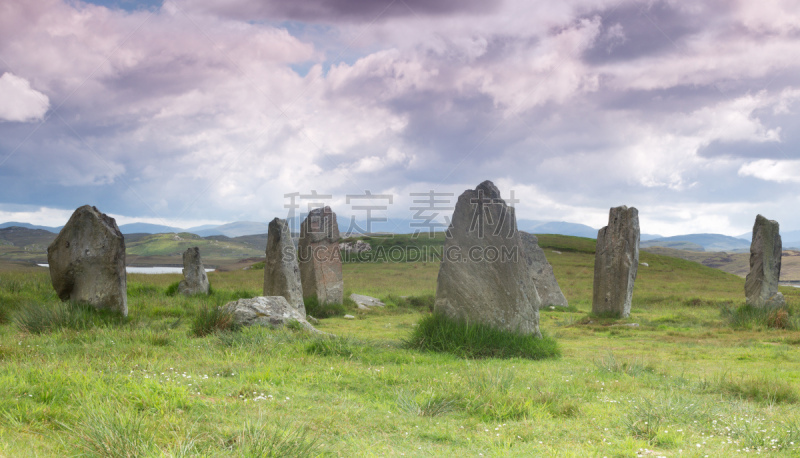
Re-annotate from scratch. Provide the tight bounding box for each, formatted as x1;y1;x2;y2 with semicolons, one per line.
0;235;799;456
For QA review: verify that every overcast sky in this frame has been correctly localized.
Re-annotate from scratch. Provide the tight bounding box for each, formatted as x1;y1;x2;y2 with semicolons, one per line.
1;0;799;236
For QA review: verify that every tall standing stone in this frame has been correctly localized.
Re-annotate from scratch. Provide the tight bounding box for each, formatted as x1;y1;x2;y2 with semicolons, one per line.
745;214;785;308
298;206;343;304
520;232;569;308
47;205;127;316
264;218;305;314
434;180;541;336
178;247;210;295
592;206;639;318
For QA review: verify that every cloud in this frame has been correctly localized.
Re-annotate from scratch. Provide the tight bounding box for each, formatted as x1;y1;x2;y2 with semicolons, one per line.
1;0;799;237
0;73;50;122
738;159;800;183
187;0;501;23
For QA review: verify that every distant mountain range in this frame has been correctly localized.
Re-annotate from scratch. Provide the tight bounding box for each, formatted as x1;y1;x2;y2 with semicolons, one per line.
736;229;800;250
641;233;752;252
4;218;798;249
0;222;63;232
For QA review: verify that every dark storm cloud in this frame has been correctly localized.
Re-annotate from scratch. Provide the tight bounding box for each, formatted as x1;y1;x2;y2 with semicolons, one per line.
192;0;502;23
581;1;710;64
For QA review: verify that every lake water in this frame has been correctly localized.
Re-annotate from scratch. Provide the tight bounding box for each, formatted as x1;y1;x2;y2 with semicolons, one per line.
38;264;214;275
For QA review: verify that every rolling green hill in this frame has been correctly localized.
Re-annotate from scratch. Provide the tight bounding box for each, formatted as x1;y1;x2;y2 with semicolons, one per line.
125;232;263;258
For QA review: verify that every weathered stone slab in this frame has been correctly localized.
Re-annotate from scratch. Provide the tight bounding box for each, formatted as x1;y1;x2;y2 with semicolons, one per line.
47;205;127;315
592;206;639;318
520;232;568;308
745;214;785;308
350;293;385;310
434;180;541;336
179;247;210;295
263;218;304;313
298;206;343;304
224;296;322;332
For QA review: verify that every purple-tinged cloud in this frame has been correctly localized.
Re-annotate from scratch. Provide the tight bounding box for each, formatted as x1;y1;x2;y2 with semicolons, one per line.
0;73;49;122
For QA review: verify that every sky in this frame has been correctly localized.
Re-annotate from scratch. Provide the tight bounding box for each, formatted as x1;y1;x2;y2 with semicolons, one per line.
0;0;799;236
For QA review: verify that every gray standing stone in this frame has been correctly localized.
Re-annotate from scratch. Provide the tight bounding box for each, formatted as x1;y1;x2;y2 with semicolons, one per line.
745;214;785;308
592;206;639;318
46;205;127;315
178;247;210;295
434;180;541;336
520;232;569;308
264;218;305;314
298;206;343;304
224;296;322;333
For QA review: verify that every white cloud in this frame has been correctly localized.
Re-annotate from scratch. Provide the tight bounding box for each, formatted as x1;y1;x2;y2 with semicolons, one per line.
738;159;800;183
0;73;49;122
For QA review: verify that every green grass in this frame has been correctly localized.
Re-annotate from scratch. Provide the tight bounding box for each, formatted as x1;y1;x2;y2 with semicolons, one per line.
303;295;350;319
191;303;239;337
0;235;799;456
13;301;127;334
406;313;561;359
721;303;800;330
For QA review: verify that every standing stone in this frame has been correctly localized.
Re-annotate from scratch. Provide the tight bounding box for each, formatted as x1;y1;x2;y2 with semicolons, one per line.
298;206;343;304
46;205;127;315
178;247;210;295
592;206;639;318
434;180;541;336
264;218;305;314
520;232;569;308
745;215;785;308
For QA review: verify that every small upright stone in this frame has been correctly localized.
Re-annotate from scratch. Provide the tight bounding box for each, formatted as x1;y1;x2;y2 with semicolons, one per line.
178;247;210;295
264;218;304;314
592;206;639;318
434;180;541;336
520;232;568;308
47;205;127;315
298;206;343;304
745;215;785;308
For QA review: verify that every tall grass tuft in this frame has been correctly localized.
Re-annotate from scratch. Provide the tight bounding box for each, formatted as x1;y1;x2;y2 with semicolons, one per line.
594;351;655;377
405;313;560;359
624;393;712;444
710;373;799;404
191;304;239;337
305;335;361;358
62;409;158;458
721;303;799;330
304;295;347;319
165;281;181;297
14;301;126;334
229;420;321;457
396;389;455;417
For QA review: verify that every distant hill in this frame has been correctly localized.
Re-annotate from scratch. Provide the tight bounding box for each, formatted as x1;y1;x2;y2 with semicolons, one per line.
194;221;270;237
0;222;61;233
0;226;57;247
736;229;800;248
118;223;182;234
643;246;800;282
641;233;750;252
0;226;57;263
639;240;705;251
520;221;598;238
126;232;263;258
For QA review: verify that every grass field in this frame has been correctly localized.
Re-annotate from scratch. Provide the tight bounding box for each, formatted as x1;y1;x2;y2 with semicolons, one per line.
1;235;799;456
